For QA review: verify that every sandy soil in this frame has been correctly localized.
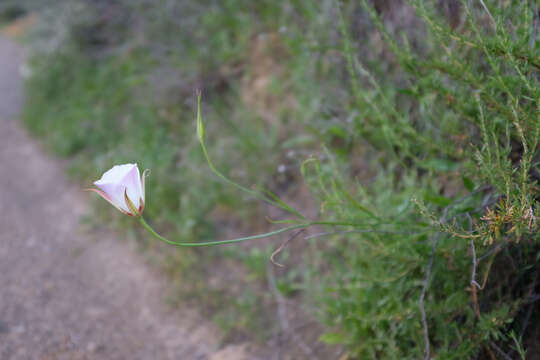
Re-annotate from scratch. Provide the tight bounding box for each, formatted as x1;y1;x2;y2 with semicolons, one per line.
0;35;254;360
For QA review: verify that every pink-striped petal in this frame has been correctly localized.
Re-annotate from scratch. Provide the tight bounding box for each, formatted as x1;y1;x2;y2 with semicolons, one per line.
121;165;143;211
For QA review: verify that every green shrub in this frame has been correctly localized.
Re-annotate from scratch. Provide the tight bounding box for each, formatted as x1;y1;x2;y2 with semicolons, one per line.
303;1;539;358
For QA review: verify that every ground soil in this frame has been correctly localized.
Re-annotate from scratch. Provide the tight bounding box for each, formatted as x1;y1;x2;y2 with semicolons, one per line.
0;34;254;360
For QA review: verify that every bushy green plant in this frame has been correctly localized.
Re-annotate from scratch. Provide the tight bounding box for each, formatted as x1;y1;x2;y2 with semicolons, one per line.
301;1;539;358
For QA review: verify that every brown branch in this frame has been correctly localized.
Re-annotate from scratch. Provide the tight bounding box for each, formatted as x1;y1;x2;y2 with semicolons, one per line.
270;229;305;267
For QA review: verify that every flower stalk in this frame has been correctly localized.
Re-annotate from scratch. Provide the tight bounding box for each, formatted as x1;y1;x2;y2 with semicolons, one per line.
138;216;309;247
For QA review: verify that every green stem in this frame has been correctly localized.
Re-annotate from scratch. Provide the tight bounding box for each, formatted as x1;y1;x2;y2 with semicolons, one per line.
199;138;261;199
196;94;305;220
139;216;409;248
139;216;309;247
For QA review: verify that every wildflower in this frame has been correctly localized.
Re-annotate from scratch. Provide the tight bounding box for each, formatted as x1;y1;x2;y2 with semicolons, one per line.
88;163;148;216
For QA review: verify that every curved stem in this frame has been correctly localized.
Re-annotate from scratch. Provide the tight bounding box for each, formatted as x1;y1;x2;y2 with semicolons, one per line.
197;95;265;200
196;94;305;220
139;216;309;247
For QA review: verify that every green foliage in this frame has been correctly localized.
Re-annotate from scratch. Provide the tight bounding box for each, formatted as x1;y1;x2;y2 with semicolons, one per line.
23;0;538;358
300;1;539;358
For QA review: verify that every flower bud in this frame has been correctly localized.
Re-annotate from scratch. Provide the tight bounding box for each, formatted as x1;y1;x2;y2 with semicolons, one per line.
88;163;149;216
196;93;205;142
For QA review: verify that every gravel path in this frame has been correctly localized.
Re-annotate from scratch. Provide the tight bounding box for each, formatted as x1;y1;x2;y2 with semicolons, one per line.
0;35;250;360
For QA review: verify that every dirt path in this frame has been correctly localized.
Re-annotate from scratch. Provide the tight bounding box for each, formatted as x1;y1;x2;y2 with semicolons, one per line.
0;36;252;360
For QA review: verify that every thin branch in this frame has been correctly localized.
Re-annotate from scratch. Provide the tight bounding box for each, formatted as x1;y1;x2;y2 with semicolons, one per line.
468;213;481;289
470;239;481;289
420;231;439;360
489;341;513;360
479;241;507;262
479;0;496;27
470;241;482;318
469;212;481;317
270;230;305;267
419;185;493;358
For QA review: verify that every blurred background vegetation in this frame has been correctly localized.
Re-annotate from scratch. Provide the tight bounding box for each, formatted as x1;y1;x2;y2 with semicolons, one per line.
3;0;538;358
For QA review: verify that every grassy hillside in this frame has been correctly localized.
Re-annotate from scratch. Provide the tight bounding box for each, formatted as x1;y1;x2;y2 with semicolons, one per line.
22;0;539;358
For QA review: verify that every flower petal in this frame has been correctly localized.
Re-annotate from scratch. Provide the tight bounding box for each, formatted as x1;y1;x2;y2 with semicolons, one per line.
85;188;129;214
93;182;130;212
95;164;137;185
121;165;143;211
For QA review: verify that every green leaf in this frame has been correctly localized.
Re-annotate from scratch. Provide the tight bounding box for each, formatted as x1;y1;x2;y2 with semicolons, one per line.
319;332;346;345
281;134;317;149
327;125;348;139
424;191;452;207
418;158;459;172
462;176;475;192
196;93;205;142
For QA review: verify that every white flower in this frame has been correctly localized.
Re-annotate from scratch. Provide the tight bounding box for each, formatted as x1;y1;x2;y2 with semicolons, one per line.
88;163;149;216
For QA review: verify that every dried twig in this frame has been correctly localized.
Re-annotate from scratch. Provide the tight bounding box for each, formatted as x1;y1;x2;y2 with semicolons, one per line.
270;229;305;267
419;186;494;359
419;231;439;360
470;272;481;318
468;212;482;318
470;242;482;317
465;215;498;360
470;239;481;289
468;213;481;290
